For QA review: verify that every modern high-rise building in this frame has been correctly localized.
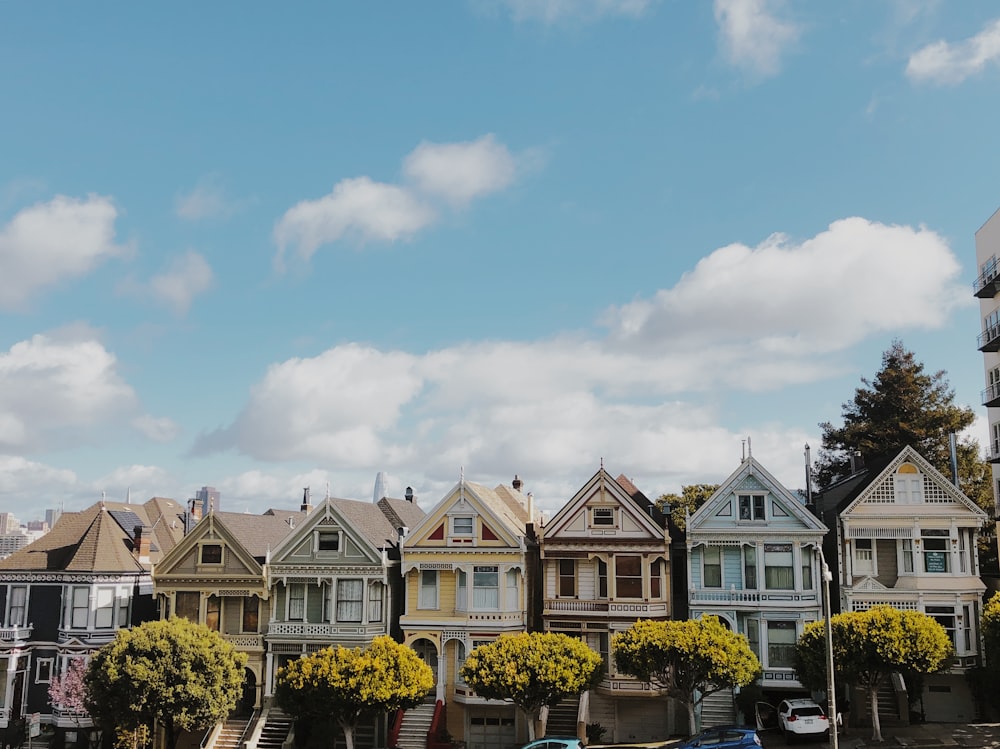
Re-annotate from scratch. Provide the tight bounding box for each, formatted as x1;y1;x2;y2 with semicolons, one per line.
974;207;1000;557
0;513;18;534
194;486;221;514
45;508;62;529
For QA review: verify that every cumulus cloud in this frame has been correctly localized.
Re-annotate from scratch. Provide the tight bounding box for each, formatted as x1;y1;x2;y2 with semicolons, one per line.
493;0;654;24
197;215;966;508
603;217;965;359
714;0;800;78
175;174;241;220
0;332;171;452
403;135;517;206
273;135;521;268
906;18;1000;85
0;194;126;310
95;464;169;498
0;455;77;494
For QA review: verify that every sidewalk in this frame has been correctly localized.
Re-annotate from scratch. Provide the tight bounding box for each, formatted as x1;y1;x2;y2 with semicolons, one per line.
759;723;1000;749
821;723;1000;748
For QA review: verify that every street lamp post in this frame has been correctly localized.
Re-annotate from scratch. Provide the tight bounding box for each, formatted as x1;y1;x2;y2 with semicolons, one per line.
820;548;839;749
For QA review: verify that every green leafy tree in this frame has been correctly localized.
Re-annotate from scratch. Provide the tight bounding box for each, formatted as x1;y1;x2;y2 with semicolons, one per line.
275;635;433;749
460;632;602;740
613;616;760;735
972;592;1000;717
794;606;952;743
85;617;247;749
815;340;977;489
655;484;719;533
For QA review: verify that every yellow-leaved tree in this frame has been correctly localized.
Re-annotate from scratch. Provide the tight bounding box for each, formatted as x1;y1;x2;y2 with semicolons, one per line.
795;606;952;743
613;616;760;736
460;632;603;740
275;635;433;749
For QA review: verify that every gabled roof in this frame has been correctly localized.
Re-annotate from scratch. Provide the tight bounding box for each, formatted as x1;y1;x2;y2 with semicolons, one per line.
377;496;425;535
403;478;530;550
688;456;827;534
818;445;988;520
154;510;286;579
542;467;666;540
211;510;302;561
0;497;186;573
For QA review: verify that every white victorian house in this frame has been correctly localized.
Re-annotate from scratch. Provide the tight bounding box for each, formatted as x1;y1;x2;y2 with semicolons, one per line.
687;454;828;708
815;445;988;724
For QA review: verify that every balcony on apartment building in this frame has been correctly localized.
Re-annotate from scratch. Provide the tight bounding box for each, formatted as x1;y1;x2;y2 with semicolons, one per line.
983;382;1000;408
975;262;1000;298
222;632;265;651
978;326;1000;352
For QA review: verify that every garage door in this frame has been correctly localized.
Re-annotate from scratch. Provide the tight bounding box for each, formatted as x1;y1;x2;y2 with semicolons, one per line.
468;709;517;749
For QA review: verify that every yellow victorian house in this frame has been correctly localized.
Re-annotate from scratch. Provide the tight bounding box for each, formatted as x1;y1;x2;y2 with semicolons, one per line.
398;476;539;749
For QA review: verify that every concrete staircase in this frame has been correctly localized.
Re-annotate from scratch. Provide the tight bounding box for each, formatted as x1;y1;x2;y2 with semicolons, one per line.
396;701;436;749
859;677;907;729
701;688;736;729
546;694;580;737
212;717;253;749
256;710;293;749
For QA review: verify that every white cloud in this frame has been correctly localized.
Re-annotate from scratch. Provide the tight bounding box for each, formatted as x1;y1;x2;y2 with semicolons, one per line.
199;215;966;509
94;464;169;499
274;177;436;266
603;217;966;359
175;174;241;220
132;415;181;443
273;136;523;267
0;455;77;494
148;251;214;315
714;0;799;78
0;332;173;452
497;0;654;23
906;18;1000;85
403;135;517;206
0;194;126;310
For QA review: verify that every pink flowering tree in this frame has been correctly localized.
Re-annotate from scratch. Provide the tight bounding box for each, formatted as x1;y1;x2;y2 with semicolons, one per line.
48;658;89;717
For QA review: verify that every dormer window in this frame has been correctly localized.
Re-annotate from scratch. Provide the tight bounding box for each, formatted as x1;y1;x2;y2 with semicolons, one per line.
453;517;474;535
317;531;340;552
895;464;923;504
738;494;765;521
592;507;615;527
200;544;223;564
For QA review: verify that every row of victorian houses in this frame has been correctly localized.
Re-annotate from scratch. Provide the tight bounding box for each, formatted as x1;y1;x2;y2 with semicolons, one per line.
0;444;989;749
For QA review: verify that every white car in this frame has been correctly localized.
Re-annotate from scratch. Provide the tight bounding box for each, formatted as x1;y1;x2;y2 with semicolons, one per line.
777;698;830;742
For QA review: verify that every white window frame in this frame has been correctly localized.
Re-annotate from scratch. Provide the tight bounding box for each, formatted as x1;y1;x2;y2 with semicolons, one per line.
419;570;438;609
853;539;875;576
703;546;722;588
336;579;364;622
592;507;615;527
738;494;765;521
900;538;914;573
288;582;306;621
316;530;341;553
472;566;499;610
8;585;27;627
94;587;116;629
452;516;474;536
368;582;384;623
71;586;90;629
35;657;53;684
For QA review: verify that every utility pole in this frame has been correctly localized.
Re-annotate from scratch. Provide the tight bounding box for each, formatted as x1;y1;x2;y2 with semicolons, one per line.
820;548;839;749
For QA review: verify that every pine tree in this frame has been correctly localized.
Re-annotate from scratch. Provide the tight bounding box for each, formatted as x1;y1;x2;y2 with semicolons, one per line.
815;340;976;488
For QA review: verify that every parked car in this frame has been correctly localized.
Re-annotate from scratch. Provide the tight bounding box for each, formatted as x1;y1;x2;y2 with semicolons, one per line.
776;698;830;741
675;726;762;748
520;738;585;749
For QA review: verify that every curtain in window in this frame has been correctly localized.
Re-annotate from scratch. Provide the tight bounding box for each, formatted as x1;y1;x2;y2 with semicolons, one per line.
337;580;364;622
473;567;499;609
368;583;383;622
764;547;794;590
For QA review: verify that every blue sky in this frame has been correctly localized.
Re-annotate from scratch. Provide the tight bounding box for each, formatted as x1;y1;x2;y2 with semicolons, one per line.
2;0;1000;521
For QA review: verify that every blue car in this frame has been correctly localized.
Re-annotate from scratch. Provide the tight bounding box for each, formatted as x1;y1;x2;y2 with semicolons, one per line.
675;726;762;748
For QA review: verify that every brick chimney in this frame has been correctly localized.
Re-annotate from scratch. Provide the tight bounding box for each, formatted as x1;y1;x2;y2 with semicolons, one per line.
133;525;151;562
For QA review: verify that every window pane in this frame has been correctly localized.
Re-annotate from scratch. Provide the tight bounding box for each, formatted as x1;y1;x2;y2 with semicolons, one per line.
243;596;259;632
289;584;305;620
337;580;363;622
368;583;383;622
95;588;114;629
206;595;221;631
473;566;499;609
558;560;575;597
318;532;339;551
201;544;222;564
616;556;643;598
704;547;722;588
767;621;796;668
175;591;199;621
